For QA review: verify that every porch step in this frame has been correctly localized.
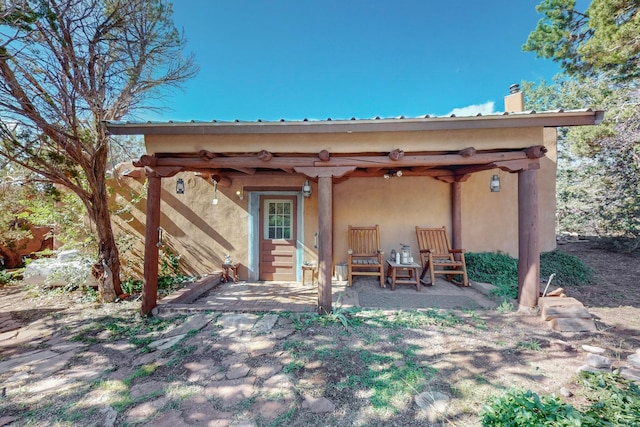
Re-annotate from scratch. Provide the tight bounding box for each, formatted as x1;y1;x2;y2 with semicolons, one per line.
538;296;597;332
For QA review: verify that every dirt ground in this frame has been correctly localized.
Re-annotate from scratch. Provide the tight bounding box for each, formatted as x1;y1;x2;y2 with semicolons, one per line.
0;240;638;426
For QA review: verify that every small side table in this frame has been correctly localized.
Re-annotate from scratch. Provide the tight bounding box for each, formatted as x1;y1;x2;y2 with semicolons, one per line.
386;260;421;291
222;262;239;283
301;263;317;285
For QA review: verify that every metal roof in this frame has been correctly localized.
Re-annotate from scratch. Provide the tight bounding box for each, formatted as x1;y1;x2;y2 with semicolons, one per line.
104;109;604;136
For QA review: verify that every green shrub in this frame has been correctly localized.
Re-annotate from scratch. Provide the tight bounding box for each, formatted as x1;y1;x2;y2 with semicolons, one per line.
480;389;586;426
480;372;640;427
0;270;12;286
540;250;593;286
465;252;518;299
466;250;594;299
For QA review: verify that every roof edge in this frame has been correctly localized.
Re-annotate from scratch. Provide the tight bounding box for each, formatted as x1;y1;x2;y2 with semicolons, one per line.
104;109;605;136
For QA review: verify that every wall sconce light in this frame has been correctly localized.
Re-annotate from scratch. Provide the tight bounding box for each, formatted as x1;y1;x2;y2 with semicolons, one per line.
236;185;244;200
383;170;403;180
212;178;218;205
302;180;312;198
490;174;501;192
176;178;185;194
157;227;163;247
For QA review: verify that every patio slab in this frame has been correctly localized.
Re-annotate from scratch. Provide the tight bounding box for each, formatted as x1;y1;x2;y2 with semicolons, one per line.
156;275;498;315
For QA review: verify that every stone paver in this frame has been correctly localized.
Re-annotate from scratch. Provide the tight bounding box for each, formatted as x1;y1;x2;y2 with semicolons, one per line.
302;395;335;413
218;313;259;331
126;397;171;424
252;314;278;334
204;376;256;407
226;363;251;380
164;314;212;338
0;349;59;373
150;333;187;351
181;395;233;425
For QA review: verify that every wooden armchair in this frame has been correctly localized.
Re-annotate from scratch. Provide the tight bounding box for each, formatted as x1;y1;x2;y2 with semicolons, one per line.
347;225;385;287
415;226;468;286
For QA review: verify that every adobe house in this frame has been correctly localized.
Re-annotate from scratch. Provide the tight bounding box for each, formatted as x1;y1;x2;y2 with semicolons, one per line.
106;88;603;315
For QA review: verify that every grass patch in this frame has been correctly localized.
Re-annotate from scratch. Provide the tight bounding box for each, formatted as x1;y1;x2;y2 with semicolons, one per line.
124;363;159;386
515;339;542;352
358;308;462;329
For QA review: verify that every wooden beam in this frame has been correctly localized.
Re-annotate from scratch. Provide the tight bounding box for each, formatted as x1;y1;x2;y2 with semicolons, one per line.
143;151;532;170
258;150;272;161
294;166;356;179
141;172;161;316
518;168;540;309
317;175;333;313
229;167;256;175
497;159;540;173
198;150;217;159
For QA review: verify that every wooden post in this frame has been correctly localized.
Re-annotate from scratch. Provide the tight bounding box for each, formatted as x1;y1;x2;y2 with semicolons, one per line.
451;181;462;255
517;167;540;308
294;166;355;314
141;172;162;316
317;175;333;313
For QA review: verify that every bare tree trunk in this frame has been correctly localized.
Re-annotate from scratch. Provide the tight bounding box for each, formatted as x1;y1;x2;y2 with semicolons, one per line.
90;198;123;301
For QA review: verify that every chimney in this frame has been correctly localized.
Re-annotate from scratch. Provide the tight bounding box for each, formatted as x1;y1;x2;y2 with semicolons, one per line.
504;83;524;113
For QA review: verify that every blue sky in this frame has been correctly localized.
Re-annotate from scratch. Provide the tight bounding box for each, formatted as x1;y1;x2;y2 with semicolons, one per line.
149;1;563;122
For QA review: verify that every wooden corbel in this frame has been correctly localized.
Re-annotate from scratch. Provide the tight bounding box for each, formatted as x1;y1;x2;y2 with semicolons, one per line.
144;166;183;178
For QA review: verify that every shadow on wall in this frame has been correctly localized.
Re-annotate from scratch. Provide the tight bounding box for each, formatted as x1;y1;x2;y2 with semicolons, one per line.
109;167;238;279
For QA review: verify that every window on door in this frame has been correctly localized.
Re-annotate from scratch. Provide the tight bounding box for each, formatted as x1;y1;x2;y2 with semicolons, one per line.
264;199;293;239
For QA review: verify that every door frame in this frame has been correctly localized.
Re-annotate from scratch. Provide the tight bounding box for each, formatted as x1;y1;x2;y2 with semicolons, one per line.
247;191;305;281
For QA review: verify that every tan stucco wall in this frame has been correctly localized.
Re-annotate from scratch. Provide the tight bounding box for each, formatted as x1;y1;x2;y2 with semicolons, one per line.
145;127;542;154
111;126;557;280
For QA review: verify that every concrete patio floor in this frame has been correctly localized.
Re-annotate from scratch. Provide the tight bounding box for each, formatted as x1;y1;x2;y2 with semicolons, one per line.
157;274;499;315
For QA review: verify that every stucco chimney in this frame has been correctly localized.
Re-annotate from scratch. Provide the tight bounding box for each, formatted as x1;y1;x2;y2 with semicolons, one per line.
504;83;524;112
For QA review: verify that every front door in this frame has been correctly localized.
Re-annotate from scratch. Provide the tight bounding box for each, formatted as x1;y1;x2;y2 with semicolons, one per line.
259;196;297;281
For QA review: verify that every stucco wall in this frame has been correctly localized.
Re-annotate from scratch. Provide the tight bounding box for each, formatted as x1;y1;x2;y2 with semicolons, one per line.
145;127;542;154
111;125;557;280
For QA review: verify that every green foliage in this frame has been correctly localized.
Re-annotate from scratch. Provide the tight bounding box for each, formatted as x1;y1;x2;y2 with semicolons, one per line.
466;251;593;299
540;250;593;286
465;252;519;299
0;270;13;286
524;0;592;77
156;250;192;295
496;300;515;313
481;372;640;426
523;78;640;244
524;0;640;80
319;292;362;330
480;389;585;426
579;371;640;425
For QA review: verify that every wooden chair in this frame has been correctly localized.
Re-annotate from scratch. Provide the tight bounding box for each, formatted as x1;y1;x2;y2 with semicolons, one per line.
347;225;385;287
415;226;468;286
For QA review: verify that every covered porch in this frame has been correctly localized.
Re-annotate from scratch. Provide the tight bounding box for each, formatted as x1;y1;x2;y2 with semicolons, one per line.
106;105;603;316
155;275;498;316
